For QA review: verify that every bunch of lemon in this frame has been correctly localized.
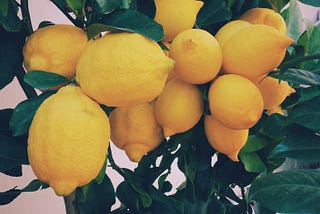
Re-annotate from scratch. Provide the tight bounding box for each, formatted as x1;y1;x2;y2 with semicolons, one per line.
23;0;295;196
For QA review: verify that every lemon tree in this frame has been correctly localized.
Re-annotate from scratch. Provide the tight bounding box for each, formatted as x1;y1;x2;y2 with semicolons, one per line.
1;0;320;213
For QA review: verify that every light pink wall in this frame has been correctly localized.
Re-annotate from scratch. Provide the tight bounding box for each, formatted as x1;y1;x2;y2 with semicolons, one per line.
0;1;319;213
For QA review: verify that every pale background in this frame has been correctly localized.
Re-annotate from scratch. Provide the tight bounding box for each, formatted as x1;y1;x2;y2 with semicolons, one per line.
0;1;319;213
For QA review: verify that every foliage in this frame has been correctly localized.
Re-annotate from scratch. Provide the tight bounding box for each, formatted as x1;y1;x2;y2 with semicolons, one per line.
0;0;320;213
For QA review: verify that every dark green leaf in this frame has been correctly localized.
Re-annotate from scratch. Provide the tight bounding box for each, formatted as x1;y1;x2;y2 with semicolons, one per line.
0;1;21;32
0;158;21;175
278;68;320;86
196;0;231;27
76;175;115;214
150;187;184;214
95;0;122;13
283;0;303;41
38;21;55;29
249;170;320;213
87;9;163;41
287;96;320;130
1;165;22;177
9;91;55;136
95;157;107;184
24;70;69;90
240;135;269;153
300;0;320;6
239;152;266;173
0;29;25;89
269;127;320;161
0;179;49;205
304;25;320;70
66;0;84;11
116;181;141;211
266;0;287;12
0;0;8;16
0;135;28;164
260;113;287;139
135;0;155;18
297;86;320;103
0;108;13;135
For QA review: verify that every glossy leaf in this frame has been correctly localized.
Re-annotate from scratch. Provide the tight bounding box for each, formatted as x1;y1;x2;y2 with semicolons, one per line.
284;0;303;41
240;135;268;153
76;175;115;213
297;87;320;103
0;0;8;17
269;127;320;161
87;9;163;41
0;29;25;89
0;179;49;205
304;25;320;70
0;1;21;32
24;70;69;90
277;68;320;86
239;152;266;173
249;170;320;213
94;0;130;13
9;91;55;136
300;0;320;6
66;0;84;11
260;113;287;139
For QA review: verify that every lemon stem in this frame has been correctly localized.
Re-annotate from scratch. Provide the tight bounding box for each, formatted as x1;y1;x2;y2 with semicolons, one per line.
63;191;77;214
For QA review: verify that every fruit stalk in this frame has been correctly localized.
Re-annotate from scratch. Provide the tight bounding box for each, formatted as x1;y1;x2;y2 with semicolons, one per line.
63;191;77;214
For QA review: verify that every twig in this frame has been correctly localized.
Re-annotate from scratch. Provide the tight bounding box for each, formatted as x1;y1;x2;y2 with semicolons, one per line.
20;0;33;35
15;67;38;99
64;191;77;214
107;146;127;178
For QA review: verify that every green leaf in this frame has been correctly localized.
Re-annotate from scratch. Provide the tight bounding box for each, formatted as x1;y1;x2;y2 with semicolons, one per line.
95;157;107;184
0;179;49;205
0;0;8;16
0;29;25;90
260;113;287;139
95;0;123;13
24;70;69;90
269;127;320;161
299;0;320;6
196;0;231;27
1;165;22;177
76;175;115;214
0;1;21;32
304;25;320;70
239;152;266;173
267;0;287;12
277;68;320;86
38;21;55;29
297;87;320;103
9;91;55;136
283;0;303;41
0;108;13;135
249;170;320;213
0;135;28;164
87;9;163;41
116;181;141;211
287;96;320;131
66;0;84;11
240;135;269;153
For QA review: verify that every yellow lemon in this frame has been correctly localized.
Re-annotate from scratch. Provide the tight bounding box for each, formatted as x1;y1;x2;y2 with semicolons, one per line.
76;32;174;107
215;20;251;48
240;8;287;35
28;85;110;196
23;24;87;79
221;24;294;78
155;78;204;137
266;105;286;116
169;29;222;84
252;75;296;109
204;114;248;162
154;0;204;41
109;102;163;162
208;74;264;130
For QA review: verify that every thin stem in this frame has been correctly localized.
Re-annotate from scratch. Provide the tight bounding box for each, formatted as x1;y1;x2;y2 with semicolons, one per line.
16;67;38;99
20;0;33;35
64;191;77;214
108;146;127;178
49;0;84;28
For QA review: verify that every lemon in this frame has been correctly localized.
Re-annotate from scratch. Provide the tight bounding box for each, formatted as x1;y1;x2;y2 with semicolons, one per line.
252;76;296;109
23;24;87;79
28;86;110;196
154;0;204;41
109;102;163;162
221;24;294;78
208;74;264;130
154;78;204;137
169;29;222;84
204;114;248;162
76;32;174;107
240;8;287;35
215;20;251;48
266;105;286;116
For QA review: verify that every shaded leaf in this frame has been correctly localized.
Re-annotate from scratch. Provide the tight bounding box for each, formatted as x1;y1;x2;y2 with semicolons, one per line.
76;175;115;214
0;1;21;32
239;152;266;173
66;0;84;11
9;91;55;136
1;165;22;177
87;9;163;41
249;170;320;213
300;0;320;6
297;86;320;103
304;25;320;70
0;135;28;164
0;179;49;205
283;0;303;41
0;108;13;135
0;28;25;89
260;113;287;139
269;127;320;161
24;70;69;90
0;0;8;17
38;21;55;29
94;0;130;13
